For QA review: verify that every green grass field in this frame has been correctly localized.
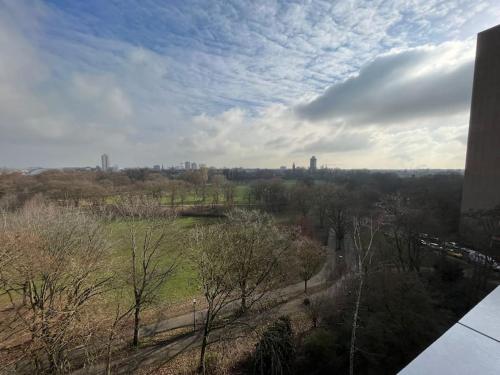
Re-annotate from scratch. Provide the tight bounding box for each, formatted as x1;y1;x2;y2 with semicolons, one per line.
104;183;252;206
157;183;251;205
105;216;217;304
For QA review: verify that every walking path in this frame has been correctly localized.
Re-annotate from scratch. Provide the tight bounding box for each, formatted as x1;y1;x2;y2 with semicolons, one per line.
73;233;343;374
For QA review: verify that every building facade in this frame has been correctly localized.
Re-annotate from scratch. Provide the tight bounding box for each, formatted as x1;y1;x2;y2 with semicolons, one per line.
461;25;500;248
101;154;109;171
309;156;317;171
461;24;500;213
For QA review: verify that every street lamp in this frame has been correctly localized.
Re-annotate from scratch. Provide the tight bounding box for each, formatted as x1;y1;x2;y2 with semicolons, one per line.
192;298;197;331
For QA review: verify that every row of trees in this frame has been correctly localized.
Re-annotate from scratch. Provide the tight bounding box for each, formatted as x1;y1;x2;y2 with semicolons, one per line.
236;188;497;375
0;198;325;374
0;197;181;373
190;208;326;373
0;169;241;210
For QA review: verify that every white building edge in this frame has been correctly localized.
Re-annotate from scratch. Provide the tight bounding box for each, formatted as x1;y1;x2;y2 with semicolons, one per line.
399;286;500;374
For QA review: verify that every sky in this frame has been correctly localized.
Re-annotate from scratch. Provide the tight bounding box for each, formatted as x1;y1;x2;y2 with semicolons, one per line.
1;0;499;169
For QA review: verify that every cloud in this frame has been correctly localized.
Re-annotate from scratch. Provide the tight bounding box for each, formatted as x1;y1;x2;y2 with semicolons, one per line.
297;131;374;154
1;0;498;169
296;41;475;126
266;136;293;149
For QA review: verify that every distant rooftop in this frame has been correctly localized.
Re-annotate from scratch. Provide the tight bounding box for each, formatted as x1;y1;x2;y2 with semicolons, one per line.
399;286;500;375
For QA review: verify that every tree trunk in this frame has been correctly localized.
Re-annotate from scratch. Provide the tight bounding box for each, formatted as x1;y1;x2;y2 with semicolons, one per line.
198;310;211;374
240;283;247;313
241;295;247;313
133;305;140;347
336;232;344;251
105;328;116;375
349;273;364;375
304;279;308;294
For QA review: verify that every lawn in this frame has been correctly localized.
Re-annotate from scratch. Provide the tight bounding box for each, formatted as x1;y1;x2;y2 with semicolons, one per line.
157;183;251;205
105;216;217;304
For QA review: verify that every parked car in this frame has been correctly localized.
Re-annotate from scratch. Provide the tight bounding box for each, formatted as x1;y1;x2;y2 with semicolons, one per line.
447;249;463;258
429;242;443;251
445;241;460;250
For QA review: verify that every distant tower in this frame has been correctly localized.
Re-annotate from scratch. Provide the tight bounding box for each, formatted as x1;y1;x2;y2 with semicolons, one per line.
101;154;109;171
309;156;317;172
292;162;296;171
184;161;191;170
462;25;500;213
191;162;198;170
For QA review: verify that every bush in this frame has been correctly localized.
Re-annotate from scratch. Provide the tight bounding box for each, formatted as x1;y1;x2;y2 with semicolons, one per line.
434;257;464;282
253;316;295;375
297;329;336;369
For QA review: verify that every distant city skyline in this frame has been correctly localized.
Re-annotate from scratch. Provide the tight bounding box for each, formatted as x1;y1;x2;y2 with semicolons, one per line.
1;2;499;169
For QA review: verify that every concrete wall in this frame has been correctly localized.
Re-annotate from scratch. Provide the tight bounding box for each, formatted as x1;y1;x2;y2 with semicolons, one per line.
461;25;500;214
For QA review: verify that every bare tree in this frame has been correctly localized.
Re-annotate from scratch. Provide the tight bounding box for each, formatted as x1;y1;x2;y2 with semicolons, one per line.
178;181;192;206
225;209;293;312
303;295;330;328
209;174;226;207
462;206;500;304
326;188;351;251
190;209;294;373
349;215;380;375
380;194;426;272
167;180;180;207
291;183;313;217
293;237;325;293
313;184;335;228
143;175;169;199
190;224;239;374
114;196;179;347
103;289;135;375
0;200;111;373
223;182;236;208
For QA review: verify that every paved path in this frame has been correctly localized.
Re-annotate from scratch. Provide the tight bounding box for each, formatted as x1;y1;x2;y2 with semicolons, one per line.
139;235;337;339
73;235;341;374
77;281;344;375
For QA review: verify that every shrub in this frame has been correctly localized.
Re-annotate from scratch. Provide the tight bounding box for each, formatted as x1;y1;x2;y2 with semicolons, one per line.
253;316;295;375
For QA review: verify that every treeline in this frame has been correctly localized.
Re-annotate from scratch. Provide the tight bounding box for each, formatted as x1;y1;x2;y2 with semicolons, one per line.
0;170;463;236
0;169;240;210
235;191;496;375
0;198;324;374
1;168;495;375
250;172;463;238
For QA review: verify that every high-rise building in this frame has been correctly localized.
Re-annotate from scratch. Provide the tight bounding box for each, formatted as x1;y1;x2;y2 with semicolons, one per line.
309;156;317;171
461;25;500;247
184;161;191;170
101;154;109;171
191;162;198;170
461;25;500;214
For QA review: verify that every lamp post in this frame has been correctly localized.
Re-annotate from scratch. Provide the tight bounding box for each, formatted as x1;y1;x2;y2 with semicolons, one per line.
192;298;197;331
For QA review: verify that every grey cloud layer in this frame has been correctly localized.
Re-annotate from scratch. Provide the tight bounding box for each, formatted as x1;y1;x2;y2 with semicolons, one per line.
297;132;374;154
296;45;474;126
